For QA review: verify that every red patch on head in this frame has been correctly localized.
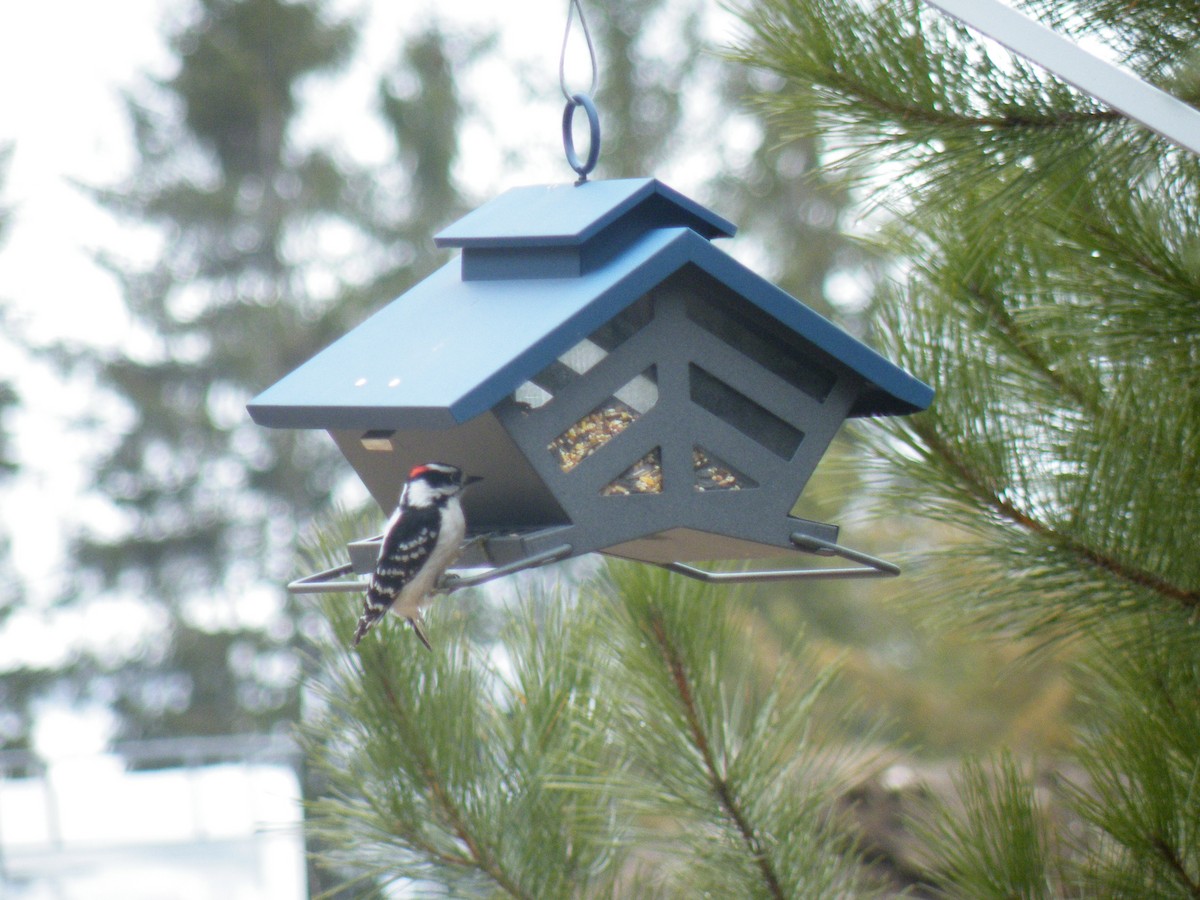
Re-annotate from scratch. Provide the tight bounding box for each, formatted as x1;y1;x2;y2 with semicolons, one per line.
408;464;431;479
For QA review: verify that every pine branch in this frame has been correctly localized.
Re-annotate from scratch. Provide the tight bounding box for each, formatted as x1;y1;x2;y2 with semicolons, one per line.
374;669;534;900
1069;632;1200;896
734;0;1122;147
962;281;1097;413
643;606;786;900
911;752;1060;897
837;85;1120;136
910;420;1200;615
1151;835;1200;900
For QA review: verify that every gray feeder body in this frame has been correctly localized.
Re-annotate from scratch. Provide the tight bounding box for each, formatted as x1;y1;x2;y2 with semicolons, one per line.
248;178;932;571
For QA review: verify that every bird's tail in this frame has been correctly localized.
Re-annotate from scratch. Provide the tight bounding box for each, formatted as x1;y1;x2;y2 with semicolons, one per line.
353;588;391;646
408;617;433;651
353;611;433;651
353;588;434;651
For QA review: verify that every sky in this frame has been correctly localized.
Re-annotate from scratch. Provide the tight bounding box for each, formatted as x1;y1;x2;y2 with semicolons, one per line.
0;0;604;359
1;1;175;348
0;1;180;673
0;0;734;348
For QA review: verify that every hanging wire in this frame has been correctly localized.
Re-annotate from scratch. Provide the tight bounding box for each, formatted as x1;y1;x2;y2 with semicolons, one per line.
559;0;598;102
558;0;601;183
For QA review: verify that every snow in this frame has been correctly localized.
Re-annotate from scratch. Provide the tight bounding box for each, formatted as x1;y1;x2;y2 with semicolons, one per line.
0;755;304;898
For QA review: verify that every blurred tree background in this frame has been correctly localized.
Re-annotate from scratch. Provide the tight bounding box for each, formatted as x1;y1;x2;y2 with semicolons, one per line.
0;144;18;504
67;0;359;740
0;144;43;758
8;0;1191;895
0;144;35;754
0;145;16;485
2;0;485;744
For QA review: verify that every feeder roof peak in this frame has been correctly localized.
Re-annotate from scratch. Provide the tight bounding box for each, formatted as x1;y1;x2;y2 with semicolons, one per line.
434;178;736;250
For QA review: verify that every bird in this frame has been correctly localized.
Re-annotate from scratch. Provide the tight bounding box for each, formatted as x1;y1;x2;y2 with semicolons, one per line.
353;462;481;649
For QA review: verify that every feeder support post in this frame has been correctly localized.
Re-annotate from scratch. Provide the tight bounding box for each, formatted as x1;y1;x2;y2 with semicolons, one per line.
923;0;1200;156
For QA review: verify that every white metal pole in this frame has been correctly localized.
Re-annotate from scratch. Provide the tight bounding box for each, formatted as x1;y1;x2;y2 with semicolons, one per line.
923;0;1200;156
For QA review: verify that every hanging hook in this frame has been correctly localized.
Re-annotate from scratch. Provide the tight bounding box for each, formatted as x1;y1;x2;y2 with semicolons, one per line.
563;93;601;184
559;0;598;102
559;0;601;183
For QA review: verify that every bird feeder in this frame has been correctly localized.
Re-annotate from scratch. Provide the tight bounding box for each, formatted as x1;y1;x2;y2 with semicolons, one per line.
247;178;933;592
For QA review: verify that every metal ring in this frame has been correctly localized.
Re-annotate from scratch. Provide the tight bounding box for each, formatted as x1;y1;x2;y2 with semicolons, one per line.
562;92;601;182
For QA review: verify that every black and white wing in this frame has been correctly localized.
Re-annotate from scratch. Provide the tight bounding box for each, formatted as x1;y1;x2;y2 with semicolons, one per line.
353;505;439;647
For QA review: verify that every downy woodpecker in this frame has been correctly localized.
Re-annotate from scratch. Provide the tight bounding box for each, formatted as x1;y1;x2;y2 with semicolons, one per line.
353;462;480;649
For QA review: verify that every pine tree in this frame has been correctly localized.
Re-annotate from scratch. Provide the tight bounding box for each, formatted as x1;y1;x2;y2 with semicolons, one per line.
301;539;887;897
731;0;1200;895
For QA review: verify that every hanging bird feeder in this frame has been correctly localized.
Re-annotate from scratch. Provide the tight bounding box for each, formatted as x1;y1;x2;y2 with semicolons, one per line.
248;176;933;593
247;0;931;595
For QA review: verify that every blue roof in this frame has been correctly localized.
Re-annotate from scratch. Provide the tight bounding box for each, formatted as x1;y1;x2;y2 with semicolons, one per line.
435;178;735;248
248;195;933;430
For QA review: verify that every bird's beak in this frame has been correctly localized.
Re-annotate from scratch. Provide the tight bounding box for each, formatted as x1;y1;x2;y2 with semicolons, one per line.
464;475;484;487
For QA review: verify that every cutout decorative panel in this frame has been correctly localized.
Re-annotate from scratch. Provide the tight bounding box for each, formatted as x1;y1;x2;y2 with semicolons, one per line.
693;446;757;491
514;295;655;409
602;448;663;495
684;292;836;402
688;364;804;459
548;367;658;472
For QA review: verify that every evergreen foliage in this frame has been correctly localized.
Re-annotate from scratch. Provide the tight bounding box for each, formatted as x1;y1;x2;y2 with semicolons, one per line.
731;0;1200;894
913;751;1064;898
302;529;884;897
1070;626;1200;897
